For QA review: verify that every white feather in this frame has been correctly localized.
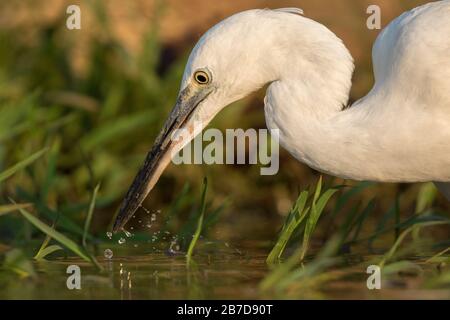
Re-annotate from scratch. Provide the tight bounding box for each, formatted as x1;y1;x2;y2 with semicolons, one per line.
179;2;450;197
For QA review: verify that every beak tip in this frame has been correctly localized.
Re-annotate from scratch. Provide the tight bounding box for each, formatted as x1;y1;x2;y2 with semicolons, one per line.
111;221;122;234
112;206;133;234
112;194;142;233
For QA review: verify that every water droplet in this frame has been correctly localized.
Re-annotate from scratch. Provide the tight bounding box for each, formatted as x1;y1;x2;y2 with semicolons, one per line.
118;238;126;244
167;238;180;255
124;230;132;238
104;248;113;259
106;232;112;240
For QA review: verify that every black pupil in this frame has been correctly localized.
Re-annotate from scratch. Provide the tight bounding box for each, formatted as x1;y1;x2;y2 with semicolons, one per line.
196;73;207;83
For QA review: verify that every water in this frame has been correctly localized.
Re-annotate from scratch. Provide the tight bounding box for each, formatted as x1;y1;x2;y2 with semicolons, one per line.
167;238;181;255
0;243;448;299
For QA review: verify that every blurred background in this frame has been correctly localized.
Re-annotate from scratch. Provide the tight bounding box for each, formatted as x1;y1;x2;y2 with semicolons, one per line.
0;0;447;249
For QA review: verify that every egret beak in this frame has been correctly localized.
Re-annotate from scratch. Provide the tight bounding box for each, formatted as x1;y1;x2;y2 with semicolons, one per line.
112;85;212;232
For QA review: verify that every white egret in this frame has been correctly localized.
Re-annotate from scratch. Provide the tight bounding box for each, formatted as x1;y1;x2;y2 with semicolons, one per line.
113;1;450;232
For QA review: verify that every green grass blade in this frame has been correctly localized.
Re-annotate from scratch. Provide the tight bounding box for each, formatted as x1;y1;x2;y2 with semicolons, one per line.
425;247;450;263
16;205;92;263
261;233;343;292
283;190;309;231
34;244;63;260
323;181;374;235
266;190;309;265
330;181;374;217
0;203;32;216
313;176;323;203
368;200;399;246
350;199;376;242
0;147;48;182
379;220;450;267
413;182;437;240
415;182;437;213
34;212;60;260
40;140;60;201
300;184;338;261
17;189;92;239
348;213;448;245
83;183;100;247
186;178;208;265
381;260;422;276
261;247;303;291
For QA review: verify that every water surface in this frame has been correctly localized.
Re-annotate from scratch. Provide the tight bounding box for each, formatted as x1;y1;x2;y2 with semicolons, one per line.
1;242;448;299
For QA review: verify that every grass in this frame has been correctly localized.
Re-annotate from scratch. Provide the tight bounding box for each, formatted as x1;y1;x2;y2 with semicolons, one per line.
266;189;309;264
379;220;450;267
0;148;48;183
0;146;102;267
261;179;450;295
83;183;100;248
17;205;91;262
0;203;32;216
266;176;339;265
301;177;339;260
425;247;450;263
186;178;208;265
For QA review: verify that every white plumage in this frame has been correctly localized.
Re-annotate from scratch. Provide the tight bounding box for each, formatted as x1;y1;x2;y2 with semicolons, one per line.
114;1;450;231
183;2;450;194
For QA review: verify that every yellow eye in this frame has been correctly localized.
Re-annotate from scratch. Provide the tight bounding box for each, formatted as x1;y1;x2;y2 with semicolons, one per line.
194;70;210;84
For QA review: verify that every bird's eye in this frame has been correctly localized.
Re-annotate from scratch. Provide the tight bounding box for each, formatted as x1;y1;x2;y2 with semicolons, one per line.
194;70;210;85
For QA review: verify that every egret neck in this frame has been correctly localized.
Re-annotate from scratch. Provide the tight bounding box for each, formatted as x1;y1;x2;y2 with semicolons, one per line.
262;7;450;183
